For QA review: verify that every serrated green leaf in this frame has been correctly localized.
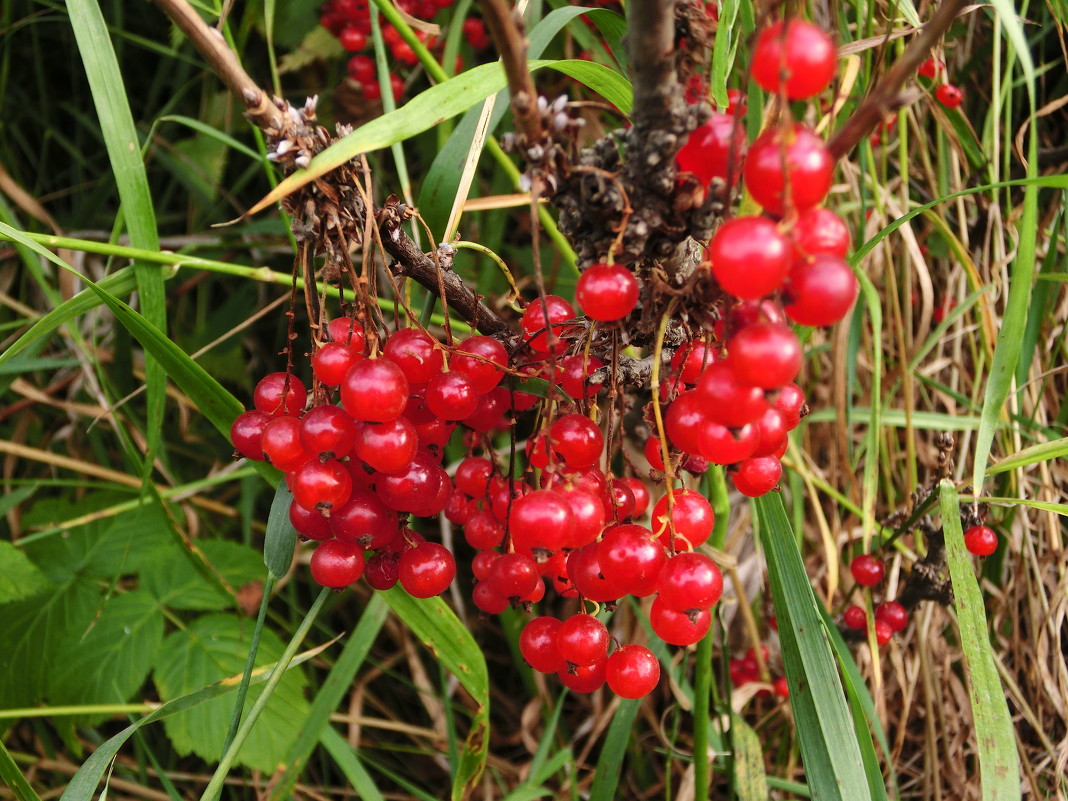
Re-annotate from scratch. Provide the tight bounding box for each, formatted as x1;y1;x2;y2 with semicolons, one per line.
144;540;265;611
153;614;309;772
940;482;1022;801
49;591;164;722
380;588;488;800
0;540;50;605
264;484;297;578
730;712;769;801
753;493;872;801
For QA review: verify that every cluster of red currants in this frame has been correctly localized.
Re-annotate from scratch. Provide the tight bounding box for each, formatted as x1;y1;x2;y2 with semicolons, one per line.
666;18;856;499
319;0;489;103
729;645;790;699
918;57;964;110
843;555;909;646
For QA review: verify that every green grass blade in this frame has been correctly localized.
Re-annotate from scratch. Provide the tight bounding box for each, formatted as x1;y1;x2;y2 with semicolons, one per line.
67;0;165;472
263;484;296;578
0;738;42;801
588;698;640;801
986;437;1068;475
317;727;387;801
249;60;632;215
730;712;769;801
753;493;872;801
270;593;387;801
380;588;489;801
939;481;1021;800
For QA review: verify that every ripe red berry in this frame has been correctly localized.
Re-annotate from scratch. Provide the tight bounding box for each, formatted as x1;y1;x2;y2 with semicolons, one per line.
520;617;567;673
773;676;790;698
850;554;885;587
732;455;782;497
791;207;851;258
695;362;768;428
656;552;723;610
650;597;711;646
560;354;606;400
843;604;867;629
671;339;717;384
330;489;398;549
606;645;661;698
549;414;604;469
557;658;607;693
327;317;366;352
772;382;806;429
310;540;366;588
254;372;307;417
651;489;715;549
383;328;442;385
665;392;706;455
347;54;375;83
261;416;308;471
963;525;998;557
744;124;834;216
875;601;909;633
425;371;479;420
486;552;540;600
566;543;626;602
455;456;494;498
462;17;490;49
709;216;792;299
751;19;837;100
676;112;747;188
784;255;859;327
729;323;802;389
289;500;332;541
354;417;418;475
598;524;667;597
299;405;357;460
874;619;893;646
292;458;353;513
231;410;271;460
936;83;963;109
339;26;367;51
364;551;400;590
917;57;943;79
340;358;409;422
398;542;456;598
619;476;651;517
556;614;610;667
576;263;640;322
521;295;575;354
450;335;508;393
699;420;759;465
509;489;575;553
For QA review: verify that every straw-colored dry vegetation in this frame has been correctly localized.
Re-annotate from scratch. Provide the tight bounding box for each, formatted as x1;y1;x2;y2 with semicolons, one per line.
0;0;1066;799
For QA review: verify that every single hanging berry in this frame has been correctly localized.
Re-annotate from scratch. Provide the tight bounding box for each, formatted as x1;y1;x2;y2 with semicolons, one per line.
751;19;837;100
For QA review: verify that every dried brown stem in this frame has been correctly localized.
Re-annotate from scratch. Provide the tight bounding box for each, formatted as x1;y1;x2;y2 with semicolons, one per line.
478;0;543;146
827;0;971;160
151;0;512;336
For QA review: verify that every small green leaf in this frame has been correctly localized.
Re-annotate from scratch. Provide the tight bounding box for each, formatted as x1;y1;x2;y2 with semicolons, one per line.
589;699;639;801
0;738;42;801
0;541;49;605
939;482;1022;801
730;712;769;801
144;540;265;611
264;483;297;578
153;614;309;772
986;436;1068;475
49;591;165;722
754;493;873;801
380;588;489;800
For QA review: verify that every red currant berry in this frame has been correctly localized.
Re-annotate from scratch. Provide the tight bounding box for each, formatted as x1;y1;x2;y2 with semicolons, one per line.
850;554;885;587
665;392;707;455
556;614;609;667
549;414;604;469
695;362;768;428
963;525;998;557
383;328;442;385
773;676;790;698
649;596;711;646
462;18;489;49
699;420;759;465
398;542;456;598
521;295;575;354
557;658;607;693
917;57;943;79
576;263;640;322
312;342;361;387
425;371;479;420
619;476;651;517
606;645;660;698
651;488;715;549
340;358;409;422
843;604;867;629
450;335;508;393
509;489;575;553
364;551;400;590
936;83;963;109
261;416;308;471
874;619;893;646
455;456;494;498
875;600;909;633
565;542;626;602
354;417;418;475
289;500;332;541
463;510;505;550
784;255;859;327
330;488;398;549
486;551;540;600
339;26;367;50
792;207;851;258
751;407;788;458
560;354;606;400
520;617;567;673
299;404;357;460
310;540;366;588
732;455;782;497
772;382;806;429
657;552;723;610
606;478;637;522
671;339;717;384
254;372;307;417
729;323;802;390
231;410;270;460
751;20;837;100
709;216;792;299
676;113;747;188
292;458;352;513
744;124;833;216
644;436;666;471
598;524;667;597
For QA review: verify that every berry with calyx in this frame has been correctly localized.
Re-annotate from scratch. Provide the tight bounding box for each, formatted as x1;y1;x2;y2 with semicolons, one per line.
310;539;366;588
556;614;609;667
398;542;456;598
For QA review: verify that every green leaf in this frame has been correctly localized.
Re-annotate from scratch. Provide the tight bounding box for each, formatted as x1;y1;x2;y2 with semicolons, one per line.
318;727;388;801
270;594;388;800
67;0;166;468
249;60;632;215
264;483;297;578
986;436;1068;475
0;738;42;801
939;482;1022;801
380;588;489;800
589;698;639;801
143;540;265;611
0;540;50;605
730;712;769;801
49;591;165;723
153;614;309;772
753;493;873;801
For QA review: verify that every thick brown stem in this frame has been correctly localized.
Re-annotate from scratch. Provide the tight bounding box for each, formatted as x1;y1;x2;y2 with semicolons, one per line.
478;0;543;145
627;0;686;139
828;0;971;160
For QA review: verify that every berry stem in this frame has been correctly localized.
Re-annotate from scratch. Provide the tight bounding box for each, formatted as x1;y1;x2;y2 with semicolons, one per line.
693;629;712;801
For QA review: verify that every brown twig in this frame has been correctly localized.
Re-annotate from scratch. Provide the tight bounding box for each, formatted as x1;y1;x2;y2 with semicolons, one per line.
627;0;687;140
151;0;512;337
827;0;971;160
478;0;543;147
